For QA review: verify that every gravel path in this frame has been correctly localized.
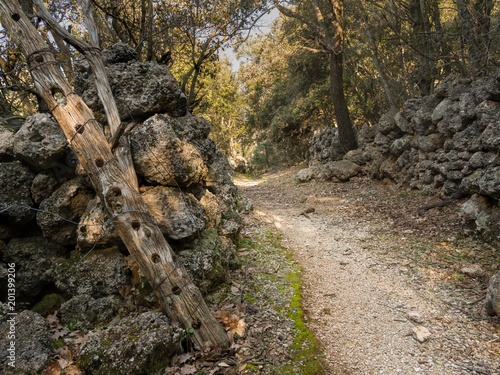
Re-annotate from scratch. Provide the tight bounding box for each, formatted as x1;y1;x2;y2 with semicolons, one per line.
236;169;500;374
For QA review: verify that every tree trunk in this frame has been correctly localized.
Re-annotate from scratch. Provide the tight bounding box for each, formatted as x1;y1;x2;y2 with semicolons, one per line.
329;52;357;152
0;0;230;350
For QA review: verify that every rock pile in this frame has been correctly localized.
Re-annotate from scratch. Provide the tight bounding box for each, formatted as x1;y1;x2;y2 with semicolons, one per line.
299;73;500;315
0;43;244;373
300;75;500;239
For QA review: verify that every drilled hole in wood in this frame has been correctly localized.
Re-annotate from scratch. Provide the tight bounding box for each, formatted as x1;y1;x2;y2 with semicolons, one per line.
131;221;141;231
34;55;43;63
115;204;122;213
192;321;201;329
95;158;104;167
172;285;181;295
151;253;160;263
76;125;84;134
51;88;67;107
143;227;152;237
110;187;122;197
11;14;20;21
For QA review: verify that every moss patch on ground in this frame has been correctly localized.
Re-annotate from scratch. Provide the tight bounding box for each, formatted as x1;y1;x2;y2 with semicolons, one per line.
236;231;326;374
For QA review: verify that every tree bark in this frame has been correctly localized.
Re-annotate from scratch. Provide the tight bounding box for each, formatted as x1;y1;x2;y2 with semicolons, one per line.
276;0;357;153
0;0;229;350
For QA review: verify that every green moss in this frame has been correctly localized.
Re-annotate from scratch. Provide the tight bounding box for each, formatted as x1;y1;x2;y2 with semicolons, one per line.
32;294;66;317
239;231;326;374
52;339;65;350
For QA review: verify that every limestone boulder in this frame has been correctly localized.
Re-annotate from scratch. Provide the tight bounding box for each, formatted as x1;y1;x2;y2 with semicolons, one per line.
75;43;187;121
460;167;500;199
486;272;500;316
4;237;65;297
0;161;35;225
54;247;128;298
0;311;51;374
130;114;209;187
0;126;13;161
77;198;121;251
37;179;93;245
30;172;59;204
178;229;239;293
59;294;115;330
12;113;67;169
77;312;183;375
142;186;205;242
480;120;500;151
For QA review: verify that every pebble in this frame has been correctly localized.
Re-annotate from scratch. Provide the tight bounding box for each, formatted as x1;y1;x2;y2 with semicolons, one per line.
408;311;424;323
412;326;431;343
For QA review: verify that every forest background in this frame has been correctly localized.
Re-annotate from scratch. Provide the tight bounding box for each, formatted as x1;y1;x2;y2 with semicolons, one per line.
1;0;499;171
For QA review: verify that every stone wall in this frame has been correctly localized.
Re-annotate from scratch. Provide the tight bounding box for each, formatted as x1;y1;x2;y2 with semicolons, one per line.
300;74;500;239
0;43;246;373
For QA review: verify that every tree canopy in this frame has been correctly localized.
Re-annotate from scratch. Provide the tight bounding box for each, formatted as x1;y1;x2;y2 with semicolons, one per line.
1;0;499;169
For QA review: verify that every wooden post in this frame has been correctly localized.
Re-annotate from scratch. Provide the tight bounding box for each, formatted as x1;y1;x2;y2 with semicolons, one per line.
0;0;230;350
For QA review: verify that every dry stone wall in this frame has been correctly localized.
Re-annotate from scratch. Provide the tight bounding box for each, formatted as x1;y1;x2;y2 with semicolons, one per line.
301;74;500;240
0;43;245;373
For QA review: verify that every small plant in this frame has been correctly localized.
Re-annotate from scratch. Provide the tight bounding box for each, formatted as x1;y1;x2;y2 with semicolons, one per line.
64;318;77;332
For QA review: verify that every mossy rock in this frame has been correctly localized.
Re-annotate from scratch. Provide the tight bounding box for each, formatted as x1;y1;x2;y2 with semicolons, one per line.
178;229;239;294
77;312;183;375
32;294;66;317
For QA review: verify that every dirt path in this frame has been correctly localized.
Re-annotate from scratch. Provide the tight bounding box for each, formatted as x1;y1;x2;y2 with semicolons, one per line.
236;167;500;374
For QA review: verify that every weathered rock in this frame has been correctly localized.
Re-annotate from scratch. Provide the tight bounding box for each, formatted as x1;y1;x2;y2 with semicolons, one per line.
407;311;424;324
31;172;59;204
343;148;367;165
142;186;205;242
0;311;51;374
178;229;239;293
485;272;500;316
54;247;128;298
357;124;377;145
436;101;466;136
481;120;500;151
59;294;115;330
324;160;362;181
102;42;139;64
470;77;500;102
200;191;222;229
444;122;482;152
390;135;412;155
412;326;431;343
75;44;187;121
434;76;471;100
77;312;183;375
130;114;208;187
460;194;500;237
205;149;236;199
297;167;316;183
307;127;341;165
460;167;500;199
475;100;500;130
219;207;243;241
0;126;13;160
37;178;93;245
378;108;399;134
12;113;66;169
77;198;122;251
0;161;35;224
416;133;446;153
4;237;65;297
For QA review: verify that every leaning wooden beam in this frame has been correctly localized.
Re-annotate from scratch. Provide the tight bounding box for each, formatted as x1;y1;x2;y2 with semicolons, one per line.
33;0;138;189
0;0;230;350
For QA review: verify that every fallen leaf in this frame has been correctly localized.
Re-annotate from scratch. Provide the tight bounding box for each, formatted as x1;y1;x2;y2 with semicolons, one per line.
218;362;230;367
180;364;197;374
